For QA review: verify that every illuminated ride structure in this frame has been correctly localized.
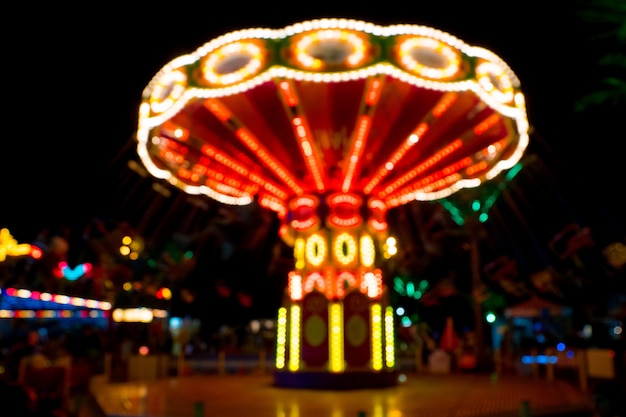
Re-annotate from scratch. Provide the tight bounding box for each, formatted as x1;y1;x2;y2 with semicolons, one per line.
135;19;529;388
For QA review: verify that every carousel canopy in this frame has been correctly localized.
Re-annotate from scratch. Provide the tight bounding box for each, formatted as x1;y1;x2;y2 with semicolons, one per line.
136;19;529;219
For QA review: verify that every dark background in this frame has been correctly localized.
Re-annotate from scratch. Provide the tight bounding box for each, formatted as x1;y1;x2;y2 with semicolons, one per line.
2;1;624;243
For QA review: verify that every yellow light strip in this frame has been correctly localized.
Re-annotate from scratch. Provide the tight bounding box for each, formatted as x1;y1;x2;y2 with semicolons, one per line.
288;305;301;371
329;302;344;372
294;238;305;270
371;303;383;371
275;307;288;369
385;306;395;369
359;234;376;267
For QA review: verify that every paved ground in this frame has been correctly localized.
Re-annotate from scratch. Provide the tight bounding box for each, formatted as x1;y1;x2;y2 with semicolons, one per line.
83;372;594;417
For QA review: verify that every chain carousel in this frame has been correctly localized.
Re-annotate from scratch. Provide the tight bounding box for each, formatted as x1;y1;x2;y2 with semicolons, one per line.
135;19;529;388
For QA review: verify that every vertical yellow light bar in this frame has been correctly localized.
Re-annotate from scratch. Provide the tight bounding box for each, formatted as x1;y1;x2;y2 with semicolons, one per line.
329;302;344;372
275;307;288;369
384;306;395;369
371;303;383;370
289;305;301;371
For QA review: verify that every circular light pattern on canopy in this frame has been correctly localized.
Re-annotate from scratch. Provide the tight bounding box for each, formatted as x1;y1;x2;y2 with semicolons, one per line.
396;36;462;79
149;69;187;114
292;29;370;70
201;40;267;86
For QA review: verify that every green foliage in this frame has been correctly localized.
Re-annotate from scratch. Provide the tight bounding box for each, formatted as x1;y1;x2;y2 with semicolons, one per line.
575;0;626;111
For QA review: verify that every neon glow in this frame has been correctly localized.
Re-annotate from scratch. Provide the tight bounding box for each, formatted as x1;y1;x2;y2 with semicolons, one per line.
0;228;34;261
55;262;93;281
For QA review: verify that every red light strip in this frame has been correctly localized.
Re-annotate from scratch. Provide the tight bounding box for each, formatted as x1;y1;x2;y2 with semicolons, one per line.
365;78;383;106
292;116;326;192
324;267;336;299
474;113;501;135
291;217;317;230
465;161;488;176
432;93;458;117
278;80;298;107
203;97;304;196
203;99;232;122
341;76;384;192
363;92;460;195
363;123;429;194
276;78;326;193
368;218;388;232
341;115;371;192
377;139;463;199
200;144;290;200
384;158;470;208
328;215;360;228
328;193;360;206
236;127;303;194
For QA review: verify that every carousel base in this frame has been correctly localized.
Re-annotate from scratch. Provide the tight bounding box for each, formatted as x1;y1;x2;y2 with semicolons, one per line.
273;370;399;389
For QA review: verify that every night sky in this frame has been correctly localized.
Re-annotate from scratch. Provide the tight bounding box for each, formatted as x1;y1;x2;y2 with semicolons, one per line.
3;1;624;246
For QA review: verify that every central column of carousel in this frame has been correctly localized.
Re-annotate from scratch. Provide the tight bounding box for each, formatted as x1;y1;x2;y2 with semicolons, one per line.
273;192;398;389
